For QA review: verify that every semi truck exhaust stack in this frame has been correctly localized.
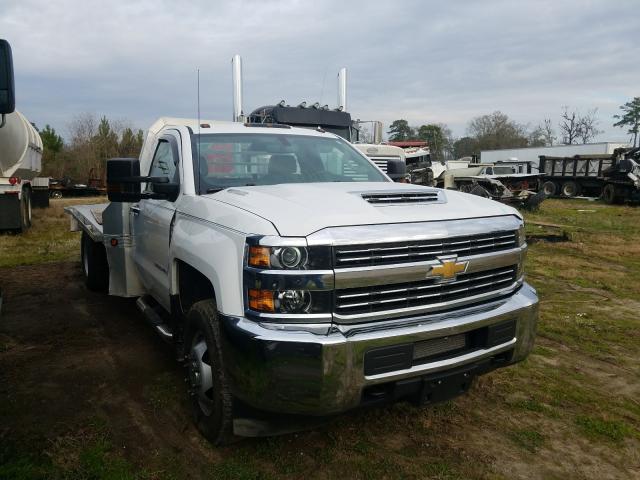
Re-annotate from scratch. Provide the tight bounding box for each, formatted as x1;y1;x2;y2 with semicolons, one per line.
373;121;383;144
337;67;347;112
232;54;244;122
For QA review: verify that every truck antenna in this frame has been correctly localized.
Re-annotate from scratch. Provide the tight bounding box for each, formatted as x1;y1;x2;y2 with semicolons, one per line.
197;68;201;189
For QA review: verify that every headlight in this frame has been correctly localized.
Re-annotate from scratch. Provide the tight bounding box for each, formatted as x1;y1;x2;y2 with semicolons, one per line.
275;246;307;269
246;238;331;270
248;245;308;269
248;288;330;314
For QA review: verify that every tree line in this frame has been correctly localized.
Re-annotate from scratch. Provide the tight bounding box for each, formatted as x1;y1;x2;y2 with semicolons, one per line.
387;97;640;159
39;113;144;182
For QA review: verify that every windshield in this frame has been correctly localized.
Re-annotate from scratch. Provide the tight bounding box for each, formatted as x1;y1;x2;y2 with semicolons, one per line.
192;133;388;193
491;166;516;175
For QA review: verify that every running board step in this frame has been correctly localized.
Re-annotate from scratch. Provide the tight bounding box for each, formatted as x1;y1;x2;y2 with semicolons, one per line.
136;296;173;341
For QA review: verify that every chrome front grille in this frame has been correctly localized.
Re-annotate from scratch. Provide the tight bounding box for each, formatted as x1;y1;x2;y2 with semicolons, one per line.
371;159;388;172
335;265;518;317
334;230;518;268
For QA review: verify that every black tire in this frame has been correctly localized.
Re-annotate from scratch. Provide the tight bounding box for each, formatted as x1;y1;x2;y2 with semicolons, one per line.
561;181;580;198
18;188;32;232
469;185;492;198
541;181;558;197
184;299;234;445
50;190;63;199
601;184;617;204
81;231;109;291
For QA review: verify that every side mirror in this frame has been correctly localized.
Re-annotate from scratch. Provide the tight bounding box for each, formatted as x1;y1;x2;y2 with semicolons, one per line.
0;39;16;116
107;157;178;202
385;157;407;182
152;181;179;202
107;158;143;202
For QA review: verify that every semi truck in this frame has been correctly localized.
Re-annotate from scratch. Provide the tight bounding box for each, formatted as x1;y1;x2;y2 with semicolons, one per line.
539;149;640;203
65;56;538;444
244;61;407;181
0;39;45;231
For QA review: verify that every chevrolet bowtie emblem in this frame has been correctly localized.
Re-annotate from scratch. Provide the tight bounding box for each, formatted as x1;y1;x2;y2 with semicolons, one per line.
429;256;468;281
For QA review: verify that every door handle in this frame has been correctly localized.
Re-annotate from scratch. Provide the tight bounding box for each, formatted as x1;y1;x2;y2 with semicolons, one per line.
131;205;140;215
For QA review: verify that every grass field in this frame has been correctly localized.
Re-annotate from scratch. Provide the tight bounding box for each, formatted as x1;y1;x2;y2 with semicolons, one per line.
1;197;639;479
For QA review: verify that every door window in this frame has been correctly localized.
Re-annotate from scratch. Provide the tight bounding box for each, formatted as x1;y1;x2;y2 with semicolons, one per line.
147;139;179;193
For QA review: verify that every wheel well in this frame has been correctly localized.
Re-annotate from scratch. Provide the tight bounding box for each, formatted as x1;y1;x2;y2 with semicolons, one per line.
176;260;216;314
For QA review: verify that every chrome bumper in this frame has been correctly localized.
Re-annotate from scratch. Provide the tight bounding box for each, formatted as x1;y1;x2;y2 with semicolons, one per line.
220;282;538;415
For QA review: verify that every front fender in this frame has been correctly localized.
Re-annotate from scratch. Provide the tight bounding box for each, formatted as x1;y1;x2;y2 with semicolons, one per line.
169;197;279;316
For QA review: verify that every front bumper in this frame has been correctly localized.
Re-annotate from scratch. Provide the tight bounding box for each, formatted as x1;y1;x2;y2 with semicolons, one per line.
220;282;538;415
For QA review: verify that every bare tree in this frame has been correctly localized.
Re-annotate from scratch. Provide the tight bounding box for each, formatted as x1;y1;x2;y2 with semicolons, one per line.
540;118;556;146
559;107;601;144
559;106;580;145
467;111;529;151
577;108;602;144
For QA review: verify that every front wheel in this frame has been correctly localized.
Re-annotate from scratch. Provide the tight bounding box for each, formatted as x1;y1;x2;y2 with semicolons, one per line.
184;299;234;445
541;181;558;197
601;184;620;204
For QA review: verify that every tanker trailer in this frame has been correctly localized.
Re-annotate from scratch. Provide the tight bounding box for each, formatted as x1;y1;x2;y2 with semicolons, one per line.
0;110;43;231
0;38;44;232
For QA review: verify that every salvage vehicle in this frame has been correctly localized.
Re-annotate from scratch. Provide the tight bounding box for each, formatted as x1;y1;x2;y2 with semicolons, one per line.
245;61;407;181
441;163;542;207
65;59;539;445
539;148;640;203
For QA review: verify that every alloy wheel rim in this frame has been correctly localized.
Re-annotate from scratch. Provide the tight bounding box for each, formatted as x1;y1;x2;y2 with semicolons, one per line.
189;333;214;416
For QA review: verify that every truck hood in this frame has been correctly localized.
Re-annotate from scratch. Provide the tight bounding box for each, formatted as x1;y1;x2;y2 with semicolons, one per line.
204;182;521;237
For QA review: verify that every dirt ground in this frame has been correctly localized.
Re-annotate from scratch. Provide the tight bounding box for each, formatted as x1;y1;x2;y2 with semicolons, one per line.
1;199;639;480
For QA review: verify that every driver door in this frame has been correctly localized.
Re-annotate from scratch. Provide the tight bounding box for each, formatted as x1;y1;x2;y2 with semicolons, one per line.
132;135;181;307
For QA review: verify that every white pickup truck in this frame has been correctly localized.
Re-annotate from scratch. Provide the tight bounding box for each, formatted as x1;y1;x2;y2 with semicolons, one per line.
66;117;538;444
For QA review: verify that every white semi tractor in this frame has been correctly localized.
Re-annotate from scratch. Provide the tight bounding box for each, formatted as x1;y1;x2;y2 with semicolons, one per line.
0;39;45;231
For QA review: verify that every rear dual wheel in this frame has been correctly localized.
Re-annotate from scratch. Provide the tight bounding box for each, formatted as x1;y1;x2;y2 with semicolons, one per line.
81;232;109;291
561;181;580;198
17;188;32;232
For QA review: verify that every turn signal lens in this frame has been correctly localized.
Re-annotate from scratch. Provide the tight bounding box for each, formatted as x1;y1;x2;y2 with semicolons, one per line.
248;289;275;312
248;246;271;268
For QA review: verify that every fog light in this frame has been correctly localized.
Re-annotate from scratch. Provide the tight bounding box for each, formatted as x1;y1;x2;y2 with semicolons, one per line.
277;290;310;313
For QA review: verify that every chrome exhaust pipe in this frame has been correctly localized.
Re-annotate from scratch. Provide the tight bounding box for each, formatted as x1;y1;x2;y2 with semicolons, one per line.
337;67;347;112
232;54;244;122
373;121;383;144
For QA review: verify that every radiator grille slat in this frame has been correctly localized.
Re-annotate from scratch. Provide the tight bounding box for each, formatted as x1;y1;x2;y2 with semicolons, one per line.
335;230;518;268
334;266;517;316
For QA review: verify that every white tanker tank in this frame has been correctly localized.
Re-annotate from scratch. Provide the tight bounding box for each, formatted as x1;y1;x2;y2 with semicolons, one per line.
0;110;42;179
0;110;44;231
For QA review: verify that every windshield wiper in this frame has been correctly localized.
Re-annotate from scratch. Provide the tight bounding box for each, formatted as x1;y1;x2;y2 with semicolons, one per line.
206;183;256;194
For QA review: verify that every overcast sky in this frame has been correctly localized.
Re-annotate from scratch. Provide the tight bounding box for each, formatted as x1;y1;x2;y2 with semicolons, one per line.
1;0;638;142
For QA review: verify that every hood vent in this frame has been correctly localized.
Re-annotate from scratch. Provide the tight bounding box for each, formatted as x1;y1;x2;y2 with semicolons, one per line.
360;190;445;205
